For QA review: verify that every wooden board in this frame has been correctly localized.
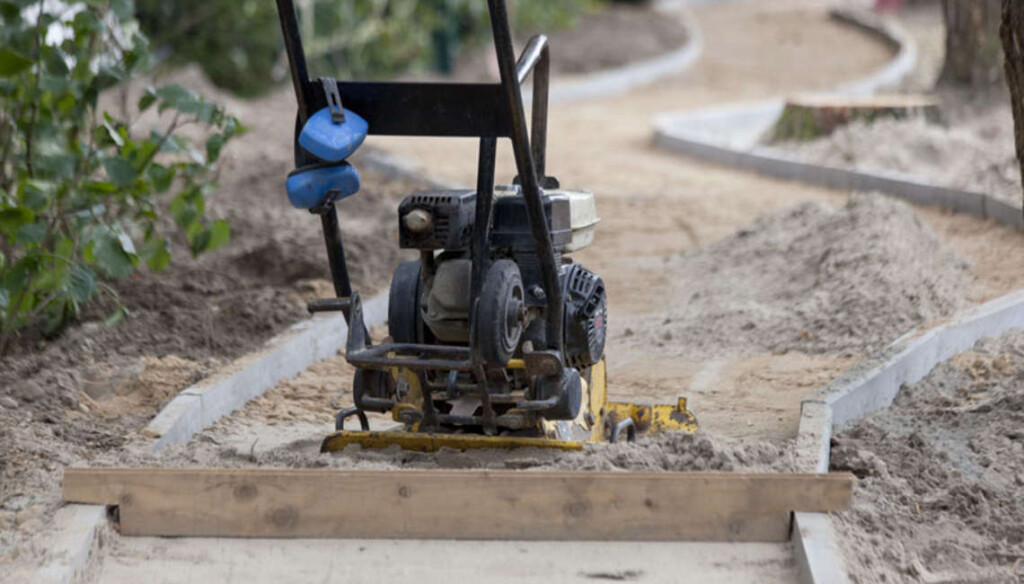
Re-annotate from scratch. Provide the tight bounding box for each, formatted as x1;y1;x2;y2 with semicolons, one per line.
63;468;853;542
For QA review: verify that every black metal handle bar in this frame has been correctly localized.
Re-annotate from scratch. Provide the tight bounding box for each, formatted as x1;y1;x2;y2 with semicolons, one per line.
516;34;550;181
486;0;563;353
274;0;564;354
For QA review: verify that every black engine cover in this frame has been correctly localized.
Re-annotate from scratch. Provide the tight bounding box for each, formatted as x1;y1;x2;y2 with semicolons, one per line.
397;187;572;252
398;190;476;250
561;263;607;369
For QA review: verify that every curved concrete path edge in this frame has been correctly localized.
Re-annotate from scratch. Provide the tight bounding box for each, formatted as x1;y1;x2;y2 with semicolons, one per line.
792;288;1024;584
649;12;1024;236
543;0;703;104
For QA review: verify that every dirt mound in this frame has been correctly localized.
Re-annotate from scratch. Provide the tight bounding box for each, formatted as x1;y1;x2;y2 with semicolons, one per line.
773;103;1021;206
831;329;1024;583
623;193;974;358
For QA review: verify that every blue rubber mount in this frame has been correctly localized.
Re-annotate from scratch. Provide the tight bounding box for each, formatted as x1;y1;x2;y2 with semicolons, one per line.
298;107;368;162
285;162;361;209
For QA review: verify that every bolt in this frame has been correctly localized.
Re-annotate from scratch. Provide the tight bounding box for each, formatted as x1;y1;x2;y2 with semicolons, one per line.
397;410;422;425
542;360;560;376
530;286;545;300
403;209;434;234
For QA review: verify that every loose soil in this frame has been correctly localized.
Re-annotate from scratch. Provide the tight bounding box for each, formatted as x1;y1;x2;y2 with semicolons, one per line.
772;101;1022;206
0;66;417;566
831;328;1024;584
622;193;974;359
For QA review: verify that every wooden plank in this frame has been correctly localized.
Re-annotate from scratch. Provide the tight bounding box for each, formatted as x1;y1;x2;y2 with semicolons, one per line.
63;468;853;542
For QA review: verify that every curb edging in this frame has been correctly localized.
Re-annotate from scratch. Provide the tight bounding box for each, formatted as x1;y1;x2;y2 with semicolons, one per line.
27;505;106;584
544;0;703;104
145;292;390;452
652;8;1024;231
792;289;1024;583
829;7;917;97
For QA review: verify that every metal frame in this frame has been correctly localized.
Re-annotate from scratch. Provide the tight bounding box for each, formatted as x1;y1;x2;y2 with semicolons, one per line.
274;0;565;430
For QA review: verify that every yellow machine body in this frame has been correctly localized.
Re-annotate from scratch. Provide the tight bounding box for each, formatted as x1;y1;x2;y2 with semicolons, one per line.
321;359;697;453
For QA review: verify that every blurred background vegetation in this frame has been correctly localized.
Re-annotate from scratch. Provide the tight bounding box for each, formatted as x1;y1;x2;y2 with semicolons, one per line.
135;0;607;96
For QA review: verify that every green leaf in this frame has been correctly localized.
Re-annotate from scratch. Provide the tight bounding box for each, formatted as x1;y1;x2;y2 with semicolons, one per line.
68;265;97;302
54;236;74;261
90;229;135;279
15;221;45;244
207;220;230;252
0;48;32;77
155;83;200;112
104;305;129;327
100;120;125;147
169;193;197;229
35;153;77;178
138;236;171;271
138;86;157;112
147;163;174;193
0;207;34;234
17;180;53;211
110;0;134;21
42;47;69;76
116;229;136;256
83;180;118;194
39;73;70;93
205;134;224;164
102;156;137;189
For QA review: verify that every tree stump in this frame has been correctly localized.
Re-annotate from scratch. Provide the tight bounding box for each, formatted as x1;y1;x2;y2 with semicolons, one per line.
769;94;939;142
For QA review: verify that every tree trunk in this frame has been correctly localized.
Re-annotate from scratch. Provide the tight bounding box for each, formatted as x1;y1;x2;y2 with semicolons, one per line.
1002;0;1024;211
939;0;1004;87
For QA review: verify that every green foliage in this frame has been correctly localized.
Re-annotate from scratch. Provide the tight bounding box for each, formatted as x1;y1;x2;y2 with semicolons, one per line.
135;0;598;95
135;0;281;97
307;0;599;82
0;0;240;352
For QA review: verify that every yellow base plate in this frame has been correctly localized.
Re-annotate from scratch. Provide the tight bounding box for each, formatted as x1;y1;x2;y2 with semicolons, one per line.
321;359;697;453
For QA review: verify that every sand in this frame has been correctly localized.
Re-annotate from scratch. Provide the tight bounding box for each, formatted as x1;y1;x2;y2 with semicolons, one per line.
773;104;1022;207
832;328;1024;584
623;193;974;359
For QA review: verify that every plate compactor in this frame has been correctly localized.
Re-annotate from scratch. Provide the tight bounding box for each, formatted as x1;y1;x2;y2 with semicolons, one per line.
273;0;696;452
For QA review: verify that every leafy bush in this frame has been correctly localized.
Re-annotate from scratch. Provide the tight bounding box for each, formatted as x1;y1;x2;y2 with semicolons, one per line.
135;0;282;97
136;0;598;94
0;0;240;353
